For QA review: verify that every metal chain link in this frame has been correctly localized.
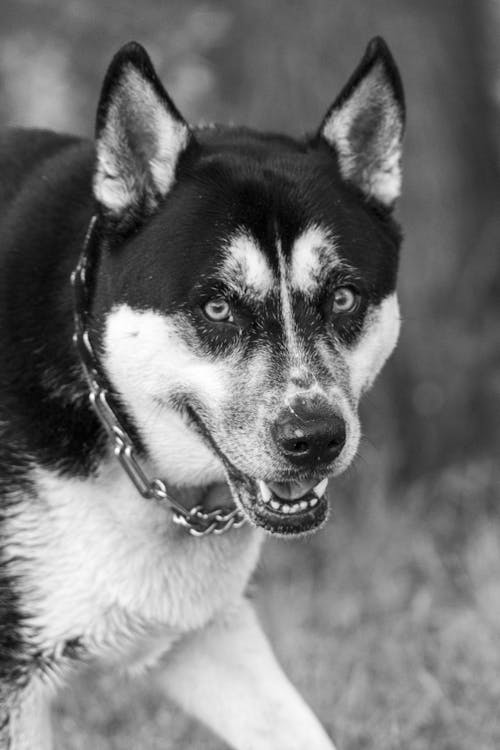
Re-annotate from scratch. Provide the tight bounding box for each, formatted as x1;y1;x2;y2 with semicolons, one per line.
71;216;246;537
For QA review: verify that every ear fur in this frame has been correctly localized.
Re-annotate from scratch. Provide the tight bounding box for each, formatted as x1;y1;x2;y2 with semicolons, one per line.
94;42;191;216
319;37;405;207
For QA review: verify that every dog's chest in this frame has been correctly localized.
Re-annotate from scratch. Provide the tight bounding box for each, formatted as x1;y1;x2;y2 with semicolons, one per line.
7;462;263;664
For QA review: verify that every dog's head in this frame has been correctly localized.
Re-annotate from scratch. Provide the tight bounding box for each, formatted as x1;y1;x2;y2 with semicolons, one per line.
91;39;404;536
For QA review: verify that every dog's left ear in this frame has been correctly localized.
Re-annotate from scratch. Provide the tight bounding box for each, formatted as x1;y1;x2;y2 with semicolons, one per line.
94;42;191;216
318;37;405;208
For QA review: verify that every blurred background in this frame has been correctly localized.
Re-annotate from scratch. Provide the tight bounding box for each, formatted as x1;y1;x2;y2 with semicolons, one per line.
2;1;499;748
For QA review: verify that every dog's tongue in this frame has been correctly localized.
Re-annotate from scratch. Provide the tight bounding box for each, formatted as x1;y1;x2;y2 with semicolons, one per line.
267;479;318;500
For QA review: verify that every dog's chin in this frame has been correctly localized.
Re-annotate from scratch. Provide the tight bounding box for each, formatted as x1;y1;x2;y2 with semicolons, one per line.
223;468;329;537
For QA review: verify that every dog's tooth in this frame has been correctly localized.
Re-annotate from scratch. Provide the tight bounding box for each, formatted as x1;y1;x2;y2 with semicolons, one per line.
309;497;318;507
281;504;291;514
314;478;328;498
270;500;281;511
258;480;272;504
299;500;308;511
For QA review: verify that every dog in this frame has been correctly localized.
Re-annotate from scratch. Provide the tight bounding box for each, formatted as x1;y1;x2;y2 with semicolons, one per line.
0;36;404;749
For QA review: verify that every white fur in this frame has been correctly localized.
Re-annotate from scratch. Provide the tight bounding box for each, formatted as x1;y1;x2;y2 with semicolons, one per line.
94;66;189;213
6;461;262;661
221;232;275;298
7;458;341;750
368;141;402;206
103;305;232;485
343;293;400;398
290;225;339;294
6;448;344;750
276;238;301;364
94;145;133;213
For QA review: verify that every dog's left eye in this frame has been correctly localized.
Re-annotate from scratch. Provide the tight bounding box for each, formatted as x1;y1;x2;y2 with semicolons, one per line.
332;286;359;315
203;297;234;322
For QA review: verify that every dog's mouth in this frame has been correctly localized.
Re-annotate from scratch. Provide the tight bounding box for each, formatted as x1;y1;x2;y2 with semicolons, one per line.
183;403;329;536
224;470;329;536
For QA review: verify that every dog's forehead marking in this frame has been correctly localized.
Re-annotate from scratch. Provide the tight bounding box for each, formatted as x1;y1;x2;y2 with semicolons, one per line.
221;232;275;298
276;238;303;367
290;225;340;294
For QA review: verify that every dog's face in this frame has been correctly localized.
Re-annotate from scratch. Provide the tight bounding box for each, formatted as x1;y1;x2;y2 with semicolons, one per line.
91;40;404;536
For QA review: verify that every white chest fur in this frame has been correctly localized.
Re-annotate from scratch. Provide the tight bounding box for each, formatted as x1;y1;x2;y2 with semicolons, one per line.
6;461;263;665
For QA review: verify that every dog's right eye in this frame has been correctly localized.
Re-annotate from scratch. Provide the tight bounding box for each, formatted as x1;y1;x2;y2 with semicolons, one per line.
203;297;234;323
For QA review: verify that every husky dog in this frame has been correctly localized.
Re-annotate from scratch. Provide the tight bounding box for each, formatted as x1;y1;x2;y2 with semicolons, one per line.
0;37;404;749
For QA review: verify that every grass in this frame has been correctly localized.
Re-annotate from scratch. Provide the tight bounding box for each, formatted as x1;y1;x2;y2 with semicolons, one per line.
53;455;500;749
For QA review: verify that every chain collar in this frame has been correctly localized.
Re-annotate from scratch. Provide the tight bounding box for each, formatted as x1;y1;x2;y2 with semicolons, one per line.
70;215;246;537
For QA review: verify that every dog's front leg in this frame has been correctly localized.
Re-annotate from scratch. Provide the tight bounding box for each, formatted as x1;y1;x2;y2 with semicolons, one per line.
158;598;336;750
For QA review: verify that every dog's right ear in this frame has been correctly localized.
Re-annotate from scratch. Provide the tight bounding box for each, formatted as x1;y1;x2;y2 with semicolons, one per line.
318;37;405;208
94;42;191;217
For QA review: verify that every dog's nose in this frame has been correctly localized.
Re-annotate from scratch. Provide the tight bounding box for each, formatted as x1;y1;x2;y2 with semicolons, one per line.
271;398;346;468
